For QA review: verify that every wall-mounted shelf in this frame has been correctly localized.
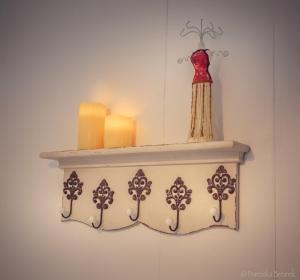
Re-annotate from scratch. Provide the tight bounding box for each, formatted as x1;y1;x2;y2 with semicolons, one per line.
40;140;249;168
41;141;250;234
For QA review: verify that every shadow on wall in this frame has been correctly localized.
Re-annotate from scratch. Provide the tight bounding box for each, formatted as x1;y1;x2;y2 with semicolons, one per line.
244;149;255;162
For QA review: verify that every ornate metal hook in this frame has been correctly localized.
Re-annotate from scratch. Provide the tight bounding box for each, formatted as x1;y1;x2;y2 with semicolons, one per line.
61;171;83;219
207;165;236;223
128;169;152;221
166;177;192;232
92;179;114;229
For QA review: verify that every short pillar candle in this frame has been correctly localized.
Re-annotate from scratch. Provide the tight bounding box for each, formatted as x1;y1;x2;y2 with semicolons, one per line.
78;103;107;150
104;114;136;148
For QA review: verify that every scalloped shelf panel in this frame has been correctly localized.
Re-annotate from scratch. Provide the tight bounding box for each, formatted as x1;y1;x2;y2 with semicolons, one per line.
40;140;250;235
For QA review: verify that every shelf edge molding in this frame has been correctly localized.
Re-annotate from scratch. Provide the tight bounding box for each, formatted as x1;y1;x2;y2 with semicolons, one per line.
40;140;250;168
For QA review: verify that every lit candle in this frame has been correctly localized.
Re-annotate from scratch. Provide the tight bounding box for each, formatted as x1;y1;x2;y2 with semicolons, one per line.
78;103;107;150
104;114;136;148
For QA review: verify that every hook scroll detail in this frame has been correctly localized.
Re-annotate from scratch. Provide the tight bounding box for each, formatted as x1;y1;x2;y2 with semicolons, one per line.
166;177;192;232
207;165;236;223
61;171;83;219
128;169;152;221
92;179;114;229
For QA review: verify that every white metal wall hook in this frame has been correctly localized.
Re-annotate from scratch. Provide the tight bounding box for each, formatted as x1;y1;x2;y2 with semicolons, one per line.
209;207;218;217
61;209;70;219
126;208;135;218
165;218;173;227
209;207;223;222
91;216;102;229
89;216;95;225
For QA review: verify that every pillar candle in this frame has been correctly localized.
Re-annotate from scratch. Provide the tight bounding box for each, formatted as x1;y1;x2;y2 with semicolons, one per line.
104;114;136;148
78;103;107;150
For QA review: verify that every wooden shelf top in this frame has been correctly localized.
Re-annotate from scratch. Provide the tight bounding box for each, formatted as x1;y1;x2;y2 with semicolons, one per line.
40;140;250;168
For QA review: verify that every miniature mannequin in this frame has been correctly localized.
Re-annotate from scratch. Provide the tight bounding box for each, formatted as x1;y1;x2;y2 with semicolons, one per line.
189;49;213;142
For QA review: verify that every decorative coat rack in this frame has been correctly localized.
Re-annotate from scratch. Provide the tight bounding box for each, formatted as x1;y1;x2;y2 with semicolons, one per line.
41;141;249;235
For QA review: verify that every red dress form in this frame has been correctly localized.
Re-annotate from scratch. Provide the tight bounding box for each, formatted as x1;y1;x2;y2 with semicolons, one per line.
191;49;213;84
189;49;213;141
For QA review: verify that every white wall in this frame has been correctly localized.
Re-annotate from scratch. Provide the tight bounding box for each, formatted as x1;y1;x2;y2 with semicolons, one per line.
0;0;299;279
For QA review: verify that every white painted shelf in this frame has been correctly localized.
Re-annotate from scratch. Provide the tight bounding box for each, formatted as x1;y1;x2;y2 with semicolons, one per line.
41;140;251;233
40;141;250;168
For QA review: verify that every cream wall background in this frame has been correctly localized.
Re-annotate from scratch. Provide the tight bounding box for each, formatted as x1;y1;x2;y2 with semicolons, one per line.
0;0;299;280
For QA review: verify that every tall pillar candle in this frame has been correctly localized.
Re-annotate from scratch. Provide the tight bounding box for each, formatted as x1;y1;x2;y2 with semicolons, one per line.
104;114;136;148
78;103;107;150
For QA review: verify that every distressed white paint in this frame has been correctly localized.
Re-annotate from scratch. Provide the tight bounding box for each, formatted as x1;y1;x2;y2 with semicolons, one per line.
60;164;238;234
40;142;249;233
40;140;250;167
